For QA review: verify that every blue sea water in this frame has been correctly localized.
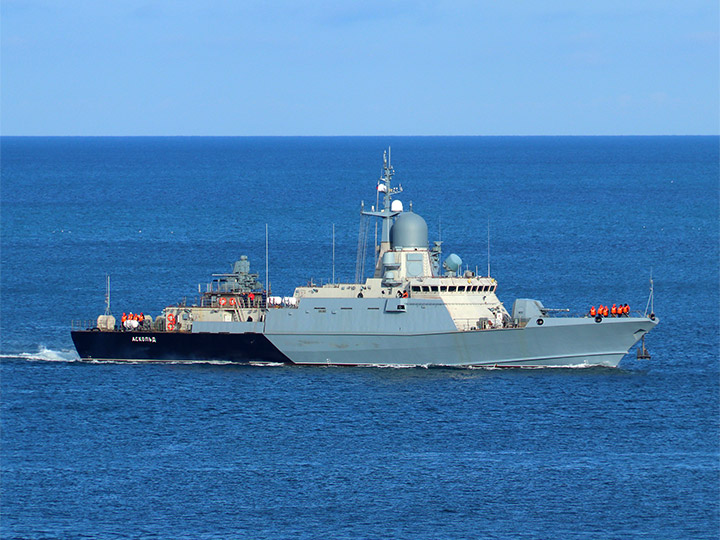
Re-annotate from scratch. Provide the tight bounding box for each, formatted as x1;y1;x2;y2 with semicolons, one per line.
1;136;718;539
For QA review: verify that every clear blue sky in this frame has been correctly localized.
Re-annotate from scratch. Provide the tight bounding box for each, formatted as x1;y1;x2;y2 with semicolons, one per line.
2;1;718;135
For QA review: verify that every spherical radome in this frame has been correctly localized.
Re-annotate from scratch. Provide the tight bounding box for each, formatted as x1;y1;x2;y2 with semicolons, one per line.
390;211;428;249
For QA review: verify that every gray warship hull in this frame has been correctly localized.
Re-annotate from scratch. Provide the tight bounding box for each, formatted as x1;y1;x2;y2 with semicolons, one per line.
255;297;658;367
265;316;658;368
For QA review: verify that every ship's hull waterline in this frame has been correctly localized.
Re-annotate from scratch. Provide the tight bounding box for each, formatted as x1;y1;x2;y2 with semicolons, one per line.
72;316;657;367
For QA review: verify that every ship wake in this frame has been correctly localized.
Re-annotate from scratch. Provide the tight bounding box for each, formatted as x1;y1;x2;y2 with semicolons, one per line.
0;346;81;363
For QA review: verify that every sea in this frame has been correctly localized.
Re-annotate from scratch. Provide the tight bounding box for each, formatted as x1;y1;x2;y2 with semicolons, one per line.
1;136;718;539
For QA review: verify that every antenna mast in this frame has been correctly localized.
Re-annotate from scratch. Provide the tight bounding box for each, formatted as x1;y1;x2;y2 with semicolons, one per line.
487;217;491;278
104;274;111;316
332;223;335;285
360;147;403;278
265;224;269;305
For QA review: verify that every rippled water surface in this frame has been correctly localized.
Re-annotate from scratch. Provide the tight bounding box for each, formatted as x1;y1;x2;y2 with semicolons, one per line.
2;137;718;539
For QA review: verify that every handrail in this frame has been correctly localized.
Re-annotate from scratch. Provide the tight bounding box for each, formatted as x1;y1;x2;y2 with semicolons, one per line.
71;320;97;331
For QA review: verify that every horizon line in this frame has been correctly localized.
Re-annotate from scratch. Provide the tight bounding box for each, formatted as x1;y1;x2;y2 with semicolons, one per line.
1;133;718;138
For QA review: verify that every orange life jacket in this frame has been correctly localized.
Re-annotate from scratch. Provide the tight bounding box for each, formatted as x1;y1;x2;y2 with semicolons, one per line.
590;306;596;316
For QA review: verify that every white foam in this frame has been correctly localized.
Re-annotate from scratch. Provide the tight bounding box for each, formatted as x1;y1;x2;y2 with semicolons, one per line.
0;346;80;363
467;363;606;370
355;363;431;369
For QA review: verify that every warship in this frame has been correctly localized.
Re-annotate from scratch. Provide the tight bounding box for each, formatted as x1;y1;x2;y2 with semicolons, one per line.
71;150;658;367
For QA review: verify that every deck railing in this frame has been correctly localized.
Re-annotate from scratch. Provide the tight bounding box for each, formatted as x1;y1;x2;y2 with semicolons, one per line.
71;320;98;331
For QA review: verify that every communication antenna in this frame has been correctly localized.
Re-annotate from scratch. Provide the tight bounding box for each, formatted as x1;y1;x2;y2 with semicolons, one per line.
332;223;336;285
104;274;111;316
487;217;491;278
265;224;269;306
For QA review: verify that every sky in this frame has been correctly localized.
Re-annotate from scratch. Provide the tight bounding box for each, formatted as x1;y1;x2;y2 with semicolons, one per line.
1;0;718;136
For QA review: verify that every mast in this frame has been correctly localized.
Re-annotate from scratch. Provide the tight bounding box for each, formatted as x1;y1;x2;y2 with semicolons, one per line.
265;224;269;306
644;269;655;317
104;274;111;316
487;217;491;278
361;148;403;277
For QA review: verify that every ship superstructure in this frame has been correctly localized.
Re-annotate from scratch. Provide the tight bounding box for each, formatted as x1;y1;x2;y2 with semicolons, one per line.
72;150;658;367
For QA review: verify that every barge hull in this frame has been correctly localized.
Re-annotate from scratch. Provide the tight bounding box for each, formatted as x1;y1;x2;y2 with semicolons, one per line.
70;330;290;363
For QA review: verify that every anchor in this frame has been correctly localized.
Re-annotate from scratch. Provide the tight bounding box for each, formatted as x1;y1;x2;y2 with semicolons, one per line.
636;335;651;360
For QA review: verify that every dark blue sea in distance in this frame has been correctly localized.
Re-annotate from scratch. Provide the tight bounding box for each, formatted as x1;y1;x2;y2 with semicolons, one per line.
1;136;718;539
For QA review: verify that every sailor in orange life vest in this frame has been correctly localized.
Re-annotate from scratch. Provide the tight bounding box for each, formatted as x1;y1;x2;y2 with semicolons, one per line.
590;306;596;316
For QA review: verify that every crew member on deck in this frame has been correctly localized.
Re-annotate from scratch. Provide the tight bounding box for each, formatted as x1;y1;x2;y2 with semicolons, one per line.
590;306;596;316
